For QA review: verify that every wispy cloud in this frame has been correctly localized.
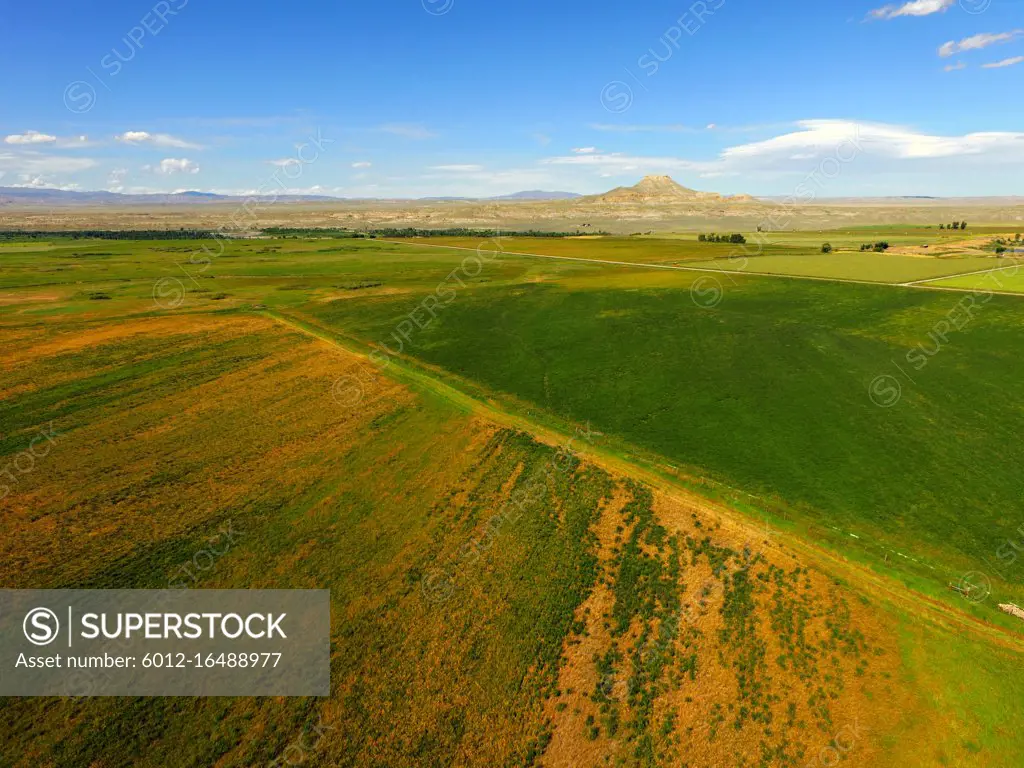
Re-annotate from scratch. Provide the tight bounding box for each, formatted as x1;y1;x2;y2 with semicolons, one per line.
869;0;953;19
379;123;438;140
543;119;1024;182
352;161;372;168
939;30;1022;57
982;55;1024;68
718;119;1024;161
572;147;598;154
429;164;484;172
542;152;699;174
116;131;202;149
589;123;695;133
944;61;967;71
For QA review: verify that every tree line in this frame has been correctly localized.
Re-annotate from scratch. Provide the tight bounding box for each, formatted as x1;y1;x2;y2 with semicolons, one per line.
262;227;609;238
698;233;747;244
0;230;218;240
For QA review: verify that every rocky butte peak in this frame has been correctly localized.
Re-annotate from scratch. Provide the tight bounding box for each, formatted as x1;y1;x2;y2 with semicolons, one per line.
587;175;734;204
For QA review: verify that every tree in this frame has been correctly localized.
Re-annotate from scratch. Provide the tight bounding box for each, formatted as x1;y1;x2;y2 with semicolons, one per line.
821;243;833;254
940;224;945;229
961;221;967;230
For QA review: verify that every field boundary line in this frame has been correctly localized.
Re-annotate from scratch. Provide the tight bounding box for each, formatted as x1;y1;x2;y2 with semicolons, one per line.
379;239;1024;298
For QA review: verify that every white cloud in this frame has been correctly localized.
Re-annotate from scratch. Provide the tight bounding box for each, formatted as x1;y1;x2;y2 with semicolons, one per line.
379;123;437;140
944;61;967;71
351;161;372;168
541;119;1024;189
572;147;598;154
4;131;57;145
268;158;300;167
982;55;1024;68
116;131;202;149
720;119;1024;161
107;168;128;193
155;158;200;175
706;123;717;130
869;0;954;19
429;164;484;172
8;174;80;190
543;152;701;174
532;132;552;146
939;30;1022;57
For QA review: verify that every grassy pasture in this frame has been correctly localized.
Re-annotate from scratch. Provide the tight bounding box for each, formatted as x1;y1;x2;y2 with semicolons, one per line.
4;235;1024;766
392;234;1024;285
305;242;1024;610
923;264;1024;293
683;252;1021;283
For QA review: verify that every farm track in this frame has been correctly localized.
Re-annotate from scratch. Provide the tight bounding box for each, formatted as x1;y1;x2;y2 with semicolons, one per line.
263;307;1024;654
379;239;1024;297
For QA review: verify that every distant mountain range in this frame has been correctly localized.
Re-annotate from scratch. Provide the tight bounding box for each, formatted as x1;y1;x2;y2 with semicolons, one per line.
0;187;582;206
0;188;340;206
2;181;1018;209
491;190;581;201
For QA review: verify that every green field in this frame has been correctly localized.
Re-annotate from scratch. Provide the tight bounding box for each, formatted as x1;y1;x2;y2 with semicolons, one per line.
684;252;1021;283
394;233;1024;286
4;233;1024;766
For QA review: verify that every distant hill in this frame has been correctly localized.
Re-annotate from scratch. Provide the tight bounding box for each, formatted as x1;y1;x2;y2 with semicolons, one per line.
585;175;756;204
0;187;583;206
489;190;581;201
0;188;339;206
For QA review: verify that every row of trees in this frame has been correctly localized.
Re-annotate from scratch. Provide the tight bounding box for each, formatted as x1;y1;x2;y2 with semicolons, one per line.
0;229;217;240
262;227;609;238
698;233;747;244
859;241;890;252
940;222;968;230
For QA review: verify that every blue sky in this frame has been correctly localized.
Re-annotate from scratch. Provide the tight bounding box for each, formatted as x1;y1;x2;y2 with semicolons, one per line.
0;0;1022;197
